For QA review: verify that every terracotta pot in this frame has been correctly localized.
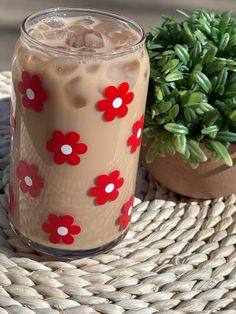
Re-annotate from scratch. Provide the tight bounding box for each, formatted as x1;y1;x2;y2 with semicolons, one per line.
141;143;236;199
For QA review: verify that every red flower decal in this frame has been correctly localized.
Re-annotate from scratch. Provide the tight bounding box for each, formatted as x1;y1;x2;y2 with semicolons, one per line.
117;194;134;230
47;131;88;166
127;114;144;153
16;160;44;198
97;82;134;121
8;184;14;214
18;71;48;112
89;170;124;205
42;214;81;245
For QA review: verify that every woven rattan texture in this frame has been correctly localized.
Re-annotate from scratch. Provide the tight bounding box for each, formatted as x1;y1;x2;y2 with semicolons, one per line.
0;72;236;314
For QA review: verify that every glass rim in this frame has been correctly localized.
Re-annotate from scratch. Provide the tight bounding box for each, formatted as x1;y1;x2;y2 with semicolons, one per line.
21;7;146;59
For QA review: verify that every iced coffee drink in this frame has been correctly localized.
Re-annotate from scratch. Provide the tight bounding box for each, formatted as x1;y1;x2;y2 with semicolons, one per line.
10;8;149;256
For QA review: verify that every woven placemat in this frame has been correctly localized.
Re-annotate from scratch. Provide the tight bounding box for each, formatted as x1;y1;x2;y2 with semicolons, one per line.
0;71;236;314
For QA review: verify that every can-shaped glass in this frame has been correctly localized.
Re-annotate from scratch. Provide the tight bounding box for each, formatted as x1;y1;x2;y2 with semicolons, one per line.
10;8;150;257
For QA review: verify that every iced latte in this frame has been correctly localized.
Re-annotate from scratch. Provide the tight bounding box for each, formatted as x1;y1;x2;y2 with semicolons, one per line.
10;8;149;257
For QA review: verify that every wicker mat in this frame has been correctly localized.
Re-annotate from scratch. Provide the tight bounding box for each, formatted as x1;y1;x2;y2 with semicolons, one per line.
0;71;235;314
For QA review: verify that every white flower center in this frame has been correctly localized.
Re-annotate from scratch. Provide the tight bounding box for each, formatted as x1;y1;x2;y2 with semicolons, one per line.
61;144;73;155
112;97;123;109
24;176;33;187
57;226;69;236
26;88;35;100
105;183;115;193
128;206;132;216
136;128;142;139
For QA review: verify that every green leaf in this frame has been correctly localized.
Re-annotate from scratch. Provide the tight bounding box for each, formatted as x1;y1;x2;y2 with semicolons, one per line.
227;34;236;51
230;110;236;121
194;71;212;93
228;72;236;84
187;103;214;112
211;27;219;43
218;33;230;52
141;133;149;146
165;70;184;82
190;41;202;65
211;151;221;161
181;91;207;106
146;140;160;163
209;132;218;139
204;139;233;166
176;9;189;18
226;81;236;94
215;131;236;142
189;158;200;169
154;86;163;101
161;85;171;98
217;68;228;86
183;145;190;160
211;76;218;90
202;46;217;64
195;29;207;44
203;110;220;126
142;126;162;137
200;10;213;23
205;60;226;75
215;85;225;96
199;17;211;35
162;50;175;56
175;134;186;154
215;101;231;117
219;11;231;33
201;125;219;135
188;139;207;162
184;108;197;123
150;68;159;80
157;101;173;114
163;135;176;155
175;44;190;65
183;21;194;40
169;104;179;122
164;123;189;135
162;59;179;74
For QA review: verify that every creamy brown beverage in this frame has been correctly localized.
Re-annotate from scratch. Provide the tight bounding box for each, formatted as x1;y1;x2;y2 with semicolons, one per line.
10;8;149;257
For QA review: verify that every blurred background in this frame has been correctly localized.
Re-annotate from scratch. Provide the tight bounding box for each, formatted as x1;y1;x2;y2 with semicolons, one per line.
0;0;235;70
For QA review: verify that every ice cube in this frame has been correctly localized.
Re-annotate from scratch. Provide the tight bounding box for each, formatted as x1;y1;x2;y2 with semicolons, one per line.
96;20;123;36
28;29;44;41
29;52;48;69
50;59;77;76
44;17;65;29
37;23;50;31
86;64;100;73
76;17;95;27
16;44;30;68
109;30;138;47
66;27;86;48
44;29;66;40
68;24;86;34
107;59;140;88
65;77;87;108
84;30;104;49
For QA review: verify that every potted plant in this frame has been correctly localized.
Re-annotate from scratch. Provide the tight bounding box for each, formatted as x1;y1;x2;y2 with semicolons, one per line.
142;10;236;198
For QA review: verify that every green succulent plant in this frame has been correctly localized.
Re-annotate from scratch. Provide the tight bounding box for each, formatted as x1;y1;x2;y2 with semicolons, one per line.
144;9;236;168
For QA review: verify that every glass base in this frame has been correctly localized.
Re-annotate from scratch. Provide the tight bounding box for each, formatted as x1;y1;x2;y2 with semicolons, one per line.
10;222;127;258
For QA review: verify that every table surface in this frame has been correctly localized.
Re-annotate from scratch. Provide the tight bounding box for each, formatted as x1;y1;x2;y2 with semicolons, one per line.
0;71;236;314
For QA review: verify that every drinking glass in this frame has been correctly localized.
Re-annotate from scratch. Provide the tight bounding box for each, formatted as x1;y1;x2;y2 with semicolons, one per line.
10;8;150;257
